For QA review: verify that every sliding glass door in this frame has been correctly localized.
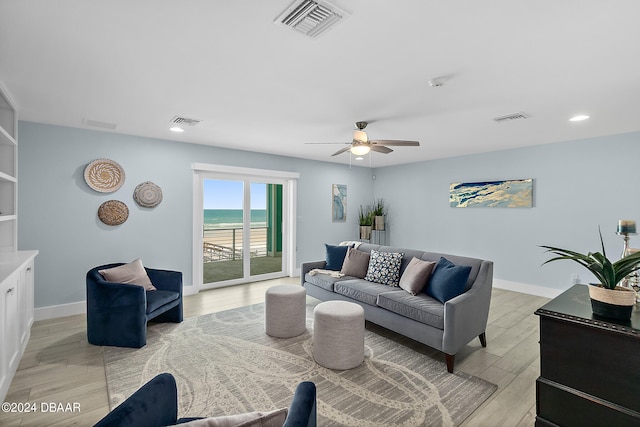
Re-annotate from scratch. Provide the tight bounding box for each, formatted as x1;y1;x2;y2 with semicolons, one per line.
201;177;284;287
250;182;283;277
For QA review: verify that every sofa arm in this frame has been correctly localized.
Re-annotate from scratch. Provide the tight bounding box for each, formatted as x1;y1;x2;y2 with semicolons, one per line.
442;261;493;355
300;260;327;286
283;381;317;427
87;280;146;310
93;373;178;427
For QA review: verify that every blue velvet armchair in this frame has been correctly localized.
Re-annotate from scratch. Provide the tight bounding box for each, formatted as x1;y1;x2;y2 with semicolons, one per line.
93;373;317;427
86;264;183;348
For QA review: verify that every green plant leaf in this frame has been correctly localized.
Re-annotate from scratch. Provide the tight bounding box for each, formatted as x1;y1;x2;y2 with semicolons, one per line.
540;228;640;289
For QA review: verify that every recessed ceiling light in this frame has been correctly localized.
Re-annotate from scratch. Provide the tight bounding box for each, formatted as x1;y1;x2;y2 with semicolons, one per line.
355;157;364;161
170;126;184;132
569;115;590;122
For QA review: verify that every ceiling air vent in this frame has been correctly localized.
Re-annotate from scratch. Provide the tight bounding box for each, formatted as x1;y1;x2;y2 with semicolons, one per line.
83;118;117;130
493;112;529;123
171;116;202;126
275;0;349;38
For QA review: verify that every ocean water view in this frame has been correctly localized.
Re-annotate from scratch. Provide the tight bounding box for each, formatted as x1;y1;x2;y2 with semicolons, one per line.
204;209;267;229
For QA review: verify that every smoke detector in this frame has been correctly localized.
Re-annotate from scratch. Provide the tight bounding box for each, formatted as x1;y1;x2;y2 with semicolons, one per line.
275;0;349;38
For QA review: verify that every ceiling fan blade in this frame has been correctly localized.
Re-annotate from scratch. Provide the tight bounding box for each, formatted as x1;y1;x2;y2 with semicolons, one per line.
331;146;353;156
304;142;351;145
370;145;393;154
370;140;420;146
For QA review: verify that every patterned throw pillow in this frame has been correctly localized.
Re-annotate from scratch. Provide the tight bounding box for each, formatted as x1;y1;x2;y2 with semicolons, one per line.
364;250;405;286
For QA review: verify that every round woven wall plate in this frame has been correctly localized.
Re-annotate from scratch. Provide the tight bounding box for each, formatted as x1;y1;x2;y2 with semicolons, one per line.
98;200;129;226
133;181;163;208
84;158;125;193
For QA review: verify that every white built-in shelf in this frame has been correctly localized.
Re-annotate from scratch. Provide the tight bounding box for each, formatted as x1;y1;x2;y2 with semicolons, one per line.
0;126;16;146
0;215;17;222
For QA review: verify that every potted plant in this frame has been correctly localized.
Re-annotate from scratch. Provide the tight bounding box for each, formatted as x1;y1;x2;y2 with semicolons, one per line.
371;198;387;231
358;205;373;240
541;229;640;320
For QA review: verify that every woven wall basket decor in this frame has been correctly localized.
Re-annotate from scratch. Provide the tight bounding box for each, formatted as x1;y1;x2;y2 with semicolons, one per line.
133;181;163;208
98;200;129;226
84;158;125;193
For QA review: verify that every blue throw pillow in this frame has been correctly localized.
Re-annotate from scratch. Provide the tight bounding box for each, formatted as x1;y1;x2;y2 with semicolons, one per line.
325;243;351;271
426;257;472;303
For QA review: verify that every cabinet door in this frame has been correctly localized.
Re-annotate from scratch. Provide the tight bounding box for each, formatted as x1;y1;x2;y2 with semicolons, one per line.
0;273;20;397
18;261;34;348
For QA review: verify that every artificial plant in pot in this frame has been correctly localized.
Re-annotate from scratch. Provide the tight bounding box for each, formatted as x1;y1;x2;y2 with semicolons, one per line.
358;205;373;240
541;229;640;320
371;198;387;231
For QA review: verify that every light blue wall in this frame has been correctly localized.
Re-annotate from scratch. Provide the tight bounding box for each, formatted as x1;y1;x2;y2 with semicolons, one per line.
19;121;640;308
18;122;373;308
372;131;640;292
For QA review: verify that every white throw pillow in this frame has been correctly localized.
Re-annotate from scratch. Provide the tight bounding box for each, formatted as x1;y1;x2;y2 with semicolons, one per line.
98;258;156;291
177;408;288;427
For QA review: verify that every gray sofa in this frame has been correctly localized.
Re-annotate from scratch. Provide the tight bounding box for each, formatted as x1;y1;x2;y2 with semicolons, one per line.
301;243;493;373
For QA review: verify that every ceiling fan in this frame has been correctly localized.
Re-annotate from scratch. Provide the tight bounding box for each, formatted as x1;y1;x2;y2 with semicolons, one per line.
308;121;420;156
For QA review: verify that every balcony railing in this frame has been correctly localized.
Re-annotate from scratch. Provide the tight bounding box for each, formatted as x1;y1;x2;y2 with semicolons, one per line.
203;227;268;262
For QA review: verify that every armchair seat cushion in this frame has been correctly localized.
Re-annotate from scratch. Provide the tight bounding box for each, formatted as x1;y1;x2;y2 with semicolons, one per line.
146;290;180;314
376;290;445;329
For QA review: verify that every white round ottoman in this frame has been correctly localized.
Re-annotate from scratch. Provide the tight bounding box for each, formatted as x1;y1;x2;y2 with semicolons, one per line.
265;285;307;338
313;301;365;370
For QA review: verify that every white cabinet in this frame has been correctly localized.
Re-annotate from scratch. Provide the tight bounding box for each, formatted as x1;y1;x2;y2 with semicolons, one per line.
0;80;38;401
0;252;37;401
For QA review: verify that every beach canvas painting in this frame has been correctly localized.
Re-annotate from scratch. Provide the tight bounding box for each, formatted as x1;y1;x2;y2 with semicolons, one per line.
332;184;347;221
450;179;533;208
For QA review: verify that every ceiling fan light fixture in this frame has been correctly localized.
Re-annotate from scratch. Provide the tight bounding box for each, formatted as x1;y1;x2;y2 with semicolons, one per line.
352;129;368;142
350;144;370;156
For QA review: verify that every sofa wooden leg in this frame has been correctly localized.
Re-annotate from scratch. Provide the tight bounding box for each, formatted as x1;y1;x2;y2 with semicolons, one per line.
479;332;487;347
445;353;455;373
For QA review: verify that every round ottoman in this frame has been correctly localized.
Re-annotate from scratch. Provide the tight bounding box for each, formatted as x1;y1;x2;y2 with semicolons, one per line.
313;301;365;370
265;285;307;338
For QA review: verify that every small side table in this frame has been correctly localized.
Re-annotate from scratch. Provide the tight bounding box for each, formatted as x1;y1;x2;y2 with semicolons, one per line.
265;285;306;338
313;301;365;370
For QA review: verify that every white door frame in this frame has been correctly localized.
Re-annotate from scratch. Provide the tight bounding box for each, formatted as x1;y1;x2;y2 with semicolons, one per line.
191;163;298;293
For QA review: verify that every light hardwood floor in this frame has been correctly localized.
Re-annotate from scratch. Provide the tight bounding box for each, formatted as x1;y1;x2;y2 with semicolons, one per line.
0;277;549;426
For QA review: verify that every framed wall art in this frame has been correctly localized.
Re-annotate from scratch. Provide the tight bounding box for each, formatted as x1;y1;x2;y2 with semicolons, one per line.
450;179;533;208
332;184;347;221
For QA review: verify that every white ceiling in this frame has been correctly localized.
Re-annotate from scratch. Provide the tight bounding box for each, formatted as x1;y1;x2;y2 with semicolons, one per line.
1;1;639;168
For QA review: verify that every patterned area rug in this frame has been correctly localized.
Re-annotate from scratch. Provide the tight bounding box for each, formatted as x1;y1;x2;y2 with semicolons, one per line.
104;304;496;426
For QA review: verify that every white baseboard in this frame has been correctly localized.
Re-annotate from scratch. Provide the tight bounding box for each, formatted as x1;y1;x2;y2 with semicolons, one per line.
493;278;565;299
35;301;86;321
183;284;198;296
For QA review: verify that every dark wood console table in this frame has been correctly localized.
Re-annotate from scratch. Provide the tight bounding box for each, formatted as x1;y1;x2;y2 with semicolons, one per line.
534;284;640;426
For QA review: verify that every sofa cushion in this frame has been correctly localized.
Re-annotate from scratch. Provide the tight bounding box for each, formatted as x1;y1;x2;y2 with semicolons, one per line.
325;243;351;271
399;257;436;295
304;272;354;292
376;291;445;329
426;257;472;303
364;250;404;286
334;279;402;306
340;248;370;278
99;258;157;291
146;290;180;314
